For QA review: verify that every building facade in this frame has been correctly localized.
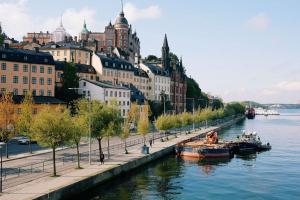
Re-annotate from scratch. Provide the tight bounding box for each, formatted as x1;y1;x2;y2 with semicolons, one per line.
0;44;55;97
78;10;140;64
79;79;131;117
23;32;52;44
140;62;170;101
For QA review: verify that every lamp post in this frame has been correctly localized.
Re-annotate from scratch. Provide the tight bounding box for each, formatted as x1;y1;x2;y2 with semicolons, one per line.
186;98;195;131
0;142;5;193
68;88;92;165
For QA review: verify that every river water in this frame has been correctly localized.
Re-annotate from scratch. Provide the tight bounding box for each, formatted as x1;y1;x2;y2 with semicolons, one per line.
76;109;300;200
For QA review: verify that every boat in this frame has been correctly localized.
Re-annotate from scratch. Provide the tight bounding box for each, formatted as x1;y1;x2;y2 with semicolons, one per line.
234;131;271;152
245;107;255;119
176;132;234;159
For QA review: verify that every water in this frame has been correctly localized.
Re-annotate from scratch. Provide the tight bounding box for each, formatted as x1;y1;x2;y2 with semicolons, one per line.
76;109;300;200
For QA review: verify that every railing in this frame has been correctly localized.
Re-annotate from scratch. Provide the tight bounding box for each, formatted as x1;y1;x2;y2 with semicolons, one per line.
2;115;243;188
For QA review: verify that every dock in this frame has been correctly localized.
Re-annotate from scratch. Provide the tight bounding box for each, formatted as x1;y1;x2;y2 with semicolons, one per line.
0;116;244;200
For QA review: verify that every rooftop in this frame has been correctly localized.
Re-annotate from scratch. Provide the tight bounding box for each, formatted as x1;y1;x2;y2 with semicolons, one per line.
55;61;96;74
11;95;65;104
80;78;129;90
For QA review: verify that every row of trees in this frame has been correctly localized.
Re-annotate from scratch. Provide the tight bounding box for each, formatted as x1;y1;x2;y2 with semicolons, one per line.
0;92;152;176
155;103;245;131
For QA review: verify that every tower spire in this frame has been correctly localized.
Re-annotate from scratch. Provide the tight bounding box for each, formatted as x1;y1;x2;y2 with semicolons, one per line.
163;33;169;48
60;15;63;27
121;0;124;13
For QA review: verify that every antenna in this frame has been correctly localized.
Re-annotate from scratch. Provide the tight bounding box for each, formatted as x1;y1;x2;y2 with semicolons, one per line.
121;0;124;13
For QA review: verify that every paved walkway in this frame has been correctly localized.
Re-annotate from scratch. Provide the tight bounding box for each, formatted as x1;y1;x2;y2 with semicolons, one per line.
0;125;218;200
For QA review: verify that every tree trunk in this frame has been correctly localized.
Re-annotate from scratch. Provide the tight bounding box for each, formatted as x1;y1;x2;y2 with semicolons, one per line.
28;138;32;154
52;147;57;176
107;136;110;159
76;143;80;169
97;138;102;162
143;135;146;146
5;143;8;158
124;138;127;152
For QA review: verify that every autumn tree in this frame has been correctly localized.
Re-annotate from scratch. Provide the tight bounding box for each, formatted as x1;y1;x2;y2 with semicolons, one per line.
121;118;131;154
0;92;16;158
16;93;35;153
31;106;70;176
137;102;151;146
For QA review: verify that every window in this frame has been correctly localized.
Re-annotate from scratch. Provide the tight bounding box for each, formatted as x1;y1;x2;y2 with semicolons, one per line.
127;101;130;106
90;75;93;80
32;77;36;84
47;78;52;85
119;91;121;97
39;89;44;96
13;64;19;71
57;51;60;56
123;109;125;116
115;91;117;97
23;65;28;72
1;54;6;59
47;90;52;96
83;82;86;86
13;89;18;95
40;77;44;85
123;92;125;97
110;91;113;97
105;91;108;96
23;89;28;95
1;63;6;70
40;66;44;73
23;76;28;84
127;92;130;98
57;72;62;78
1;75;6;83
123;101;125;106
32;89;36;96
64;50;67;56
13;76;18;83
105;62;108;67
32;66;37;72
48;67;52;74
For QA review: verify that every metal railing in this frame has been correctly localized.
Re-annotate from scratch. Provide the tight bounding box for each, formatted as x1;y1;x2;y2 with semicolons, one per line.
1;115;243;188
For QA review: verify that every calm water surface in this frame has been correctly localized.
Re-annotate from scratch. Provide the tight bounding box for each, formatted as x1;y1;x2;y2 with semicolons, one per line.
77;109;300;200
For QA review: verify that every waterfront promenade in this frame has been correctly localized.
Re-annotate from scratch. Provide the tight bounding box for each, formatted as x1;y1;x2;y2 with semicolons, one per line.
0;117;242;200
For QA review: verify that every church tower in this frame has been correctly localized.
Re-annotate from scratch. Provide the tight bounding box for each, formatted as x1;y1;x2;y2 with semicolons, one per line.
162;34;170;69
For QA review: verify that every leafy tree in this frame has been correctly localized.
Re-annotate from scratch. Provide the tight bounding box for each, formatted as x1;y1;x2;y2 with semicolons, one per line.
0;92;16;158
145;55;158;62
55;62;80;113
186;77;209;111
0;34;4;45
211;98;224;110
127;102;139;127
68;113;88;169
169;52;179;64
137;115;150;146
121;118;131;153
16;93;35;153
31;106;70;176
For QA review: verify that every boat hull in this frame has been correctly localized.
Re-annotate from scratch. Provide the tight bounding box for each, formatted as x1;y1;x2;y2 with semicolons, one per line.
176;146;232;158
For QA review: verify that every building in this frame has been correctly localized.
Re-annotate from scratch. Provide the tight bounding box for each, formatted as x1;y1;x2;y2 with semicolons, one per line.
92;53;150;98
51;19;71;43
79;79;131;117
41;43;92;65
140;62;170;101
161;34;187;113
0;44;56;97
78;9;140;64
23;31;52;44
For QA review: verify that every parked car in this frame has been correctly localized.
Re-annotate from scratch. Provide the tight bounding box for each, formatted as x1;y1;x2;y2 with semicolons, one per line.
17;137;37;145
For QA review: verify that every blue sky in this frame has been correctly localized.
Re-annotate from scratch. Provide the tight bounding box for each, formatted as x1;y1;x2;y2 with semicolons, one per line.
1;0;300;103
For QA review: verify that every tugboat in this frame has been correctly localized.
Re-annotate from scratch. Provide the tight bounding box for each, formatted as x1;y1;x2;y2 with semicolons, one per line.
245;107;255;119
176;132;234;159
234;131;271;153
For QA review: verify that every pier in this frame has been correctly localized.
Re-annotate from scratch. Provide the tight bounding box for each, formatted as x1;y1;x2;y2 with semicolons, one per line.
0;116;244;200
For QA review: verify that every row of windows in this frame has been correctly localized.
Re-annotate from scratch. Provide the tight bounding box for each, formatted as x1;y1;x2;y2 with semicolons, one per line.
155;76;170;84
155;85;170;92
105;90;130;98
104;69;134;79
0;63;52;74
50;50;89;59
0;75;52;85
104;62;132;70
0;88;52;96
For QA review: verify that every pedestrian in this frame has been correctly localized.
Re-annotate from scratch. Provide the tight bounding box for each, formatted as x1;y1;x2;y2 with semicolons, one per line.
149;139;152;147
100;153;105;164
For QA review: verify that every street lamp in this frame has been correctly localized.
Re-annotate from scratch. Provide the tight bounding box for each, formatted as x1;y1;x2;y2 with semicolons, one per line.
186;98;195;131
0;142;5;193
68;88;92;165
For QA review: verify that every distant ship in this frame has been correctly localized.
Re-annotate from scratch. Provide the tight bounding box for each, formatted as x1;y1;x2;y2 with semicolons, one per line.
245;107;255;119
255;107;279;116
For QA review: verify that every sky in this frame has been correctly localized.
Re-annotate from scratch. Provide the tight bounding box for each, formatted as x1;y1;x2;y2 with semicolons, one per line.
0;0;300;104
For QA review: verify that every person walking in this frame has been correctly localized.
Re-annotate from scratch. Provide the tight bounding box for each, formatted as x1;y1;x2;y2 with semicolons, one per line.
100;153;105;164
149;139;153;147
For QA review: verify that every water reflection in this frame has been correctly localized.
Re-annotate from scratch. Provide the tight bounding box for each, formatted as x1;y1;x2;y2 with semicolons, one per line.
181;156;232;175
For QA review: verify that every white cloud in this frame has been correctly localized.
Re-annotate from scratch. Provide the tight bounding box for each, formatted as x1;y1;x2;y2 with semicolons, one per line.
263;80;300;95
245;13;270;31
124;2;162;22
0;0;100;40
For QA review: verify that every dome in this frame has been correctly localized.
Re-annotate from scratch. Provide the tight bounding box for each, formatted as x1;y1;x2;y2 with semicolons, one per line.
81;20;89;34
51;19;71;43
115;11;128;26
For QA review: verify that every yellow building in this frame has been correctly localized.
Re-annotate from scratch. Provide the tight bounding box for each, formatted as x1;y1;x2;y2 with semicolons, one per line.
41;43;92;65
0;44;55;97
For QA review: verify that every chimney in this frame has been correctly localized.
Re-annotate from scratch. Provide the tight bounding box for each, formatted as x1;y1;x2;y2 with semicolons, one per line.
34;47;39;53
74;36;77;43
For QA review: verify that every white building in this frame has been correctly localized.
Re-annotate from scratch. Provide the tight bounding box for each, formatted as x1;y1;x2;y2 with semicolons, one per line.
51;19;71;43
140;62;171;101
79;79;131;117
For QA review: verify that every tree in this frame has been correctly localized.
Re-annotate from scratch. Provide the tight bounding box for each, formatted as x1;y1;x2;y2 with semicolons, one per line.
68;113;88;169
55;62;80;113
211;98;224;110
31;106;70;176
127;102;139;128
0;34;4;45
121;118;131;154
137;115;150;146
16;93;35;154
145;55;158;62
186;77;209;111
0;92;16;158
